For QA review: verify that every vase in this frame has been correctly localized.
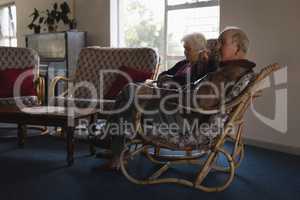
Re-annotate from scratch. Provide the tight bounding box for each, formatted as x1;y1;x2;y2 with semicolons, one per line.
69;19;77;30
48;25;57;32
33;26;41;34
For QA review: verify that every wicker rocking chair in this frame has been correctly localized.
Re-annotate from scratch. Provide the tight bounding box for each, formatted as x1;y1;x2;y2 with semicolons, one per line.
120;63;281;192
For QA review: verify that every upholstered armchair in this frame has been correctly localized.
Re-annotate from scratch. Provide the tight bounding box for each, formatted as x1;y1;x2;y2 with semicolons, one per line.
0;47;44;106
0;47;45;141
49;47;160;112
49;47;159;147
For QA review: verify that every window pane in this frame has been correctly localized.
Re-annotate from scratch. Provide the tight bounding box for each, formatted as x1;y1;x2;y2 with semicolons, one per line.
166;6;219;68
0;4;17;47
0;7;10;37
119;0;164;54
11;38;17;46
0;38;10;46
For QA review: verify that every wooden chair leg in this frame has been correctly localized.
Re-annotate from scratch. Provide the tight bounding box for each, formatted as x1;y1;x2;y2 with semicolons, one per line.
89;144;96;156
232;124;245;168
65;126;75;166
17;124;26;148
195;148;235;192
195;151;217;185
58;127;64;137
89;114;98;156
185;150;192;156
154;147;160;157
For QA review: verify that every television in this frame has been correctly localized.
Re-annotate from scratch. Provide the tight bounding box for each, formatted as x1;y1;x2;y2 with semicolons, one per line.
26;32;66;61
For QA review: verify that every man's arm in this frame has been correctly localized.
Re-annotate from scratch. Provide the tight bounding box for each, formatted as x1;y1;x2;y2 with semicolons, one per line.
159;72;224;112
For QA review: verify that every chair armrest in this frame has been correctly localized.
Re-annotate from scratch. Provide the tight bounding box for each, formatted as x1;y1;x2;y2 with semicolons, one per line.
35;76;45;105
49;76;70;97
166;102;221;115
145;79;157;84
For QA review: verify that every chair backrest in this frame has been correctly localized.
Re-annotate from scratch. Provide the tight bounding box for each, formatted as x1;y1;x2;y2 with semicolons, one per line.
0;47;39;80
72;47;159;100
225;63;281;129
207;39;219;61
205;63;281;138
207;39;218;52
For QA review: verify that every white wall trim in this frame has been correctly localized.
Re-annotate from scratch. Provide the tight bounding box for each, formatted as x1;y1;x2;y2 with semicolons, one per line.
244;137;300;156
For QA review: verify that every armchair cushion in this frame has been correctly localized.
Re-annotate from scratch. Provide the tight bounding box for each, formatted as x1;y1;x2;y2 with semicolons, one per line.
105;66;154;99
0;67;36;98
0;96;38;106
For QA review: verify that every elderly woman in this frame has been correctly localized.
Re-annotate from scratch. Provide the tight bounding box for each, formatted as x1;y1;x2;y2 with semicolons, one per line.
157;32;217;87
92;32;217;170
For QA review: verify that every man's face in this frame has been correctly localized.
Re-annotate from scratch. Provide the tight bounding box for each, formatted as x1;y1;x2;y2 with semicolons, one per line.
218;31;238;61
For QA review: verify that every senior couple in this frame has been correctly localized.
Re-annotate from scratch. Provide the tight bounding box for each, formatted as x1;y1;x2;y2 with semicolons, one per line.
92;27;256;170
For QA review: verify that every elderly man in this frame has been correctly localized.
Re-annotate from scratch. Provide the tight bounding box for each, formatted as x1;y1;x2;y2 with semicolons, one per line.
93;27;255;170
192;27;256;110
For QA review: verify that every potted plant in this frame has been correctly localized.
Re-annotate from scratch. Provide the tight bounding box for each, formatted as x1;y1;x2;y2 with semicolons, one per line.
45;2;73;32
60;2;76;30
28;8;44;33
60;2;71;25
44;3;60;32
28;2;73;33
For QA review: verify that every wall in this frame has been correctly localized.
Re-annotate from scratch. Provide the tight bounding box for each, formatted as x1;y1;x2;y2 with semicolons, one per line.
76;0;110;46
0;0;75;47
221;0;300;151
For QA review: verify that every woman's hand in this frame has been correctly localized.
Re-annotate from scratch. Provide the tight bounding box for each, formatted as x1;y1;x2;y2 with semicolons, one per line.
157;74;174;87
144;79;156;85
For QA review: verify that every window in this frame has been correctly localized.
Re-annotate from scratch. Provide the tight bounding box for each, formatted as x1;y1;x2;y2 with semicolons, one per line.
0;3;17;47
117;0;164;52
116;0;219;70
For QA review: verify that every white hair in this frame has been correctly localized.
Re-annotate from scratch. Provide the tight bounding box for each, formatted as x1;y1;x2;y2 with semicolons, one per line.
181;32;207;52
220;26;250;53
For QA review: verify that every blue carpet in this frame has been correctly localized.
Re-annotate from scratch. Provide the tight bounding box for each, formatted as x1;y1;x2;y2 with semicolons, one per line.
0;135;299;200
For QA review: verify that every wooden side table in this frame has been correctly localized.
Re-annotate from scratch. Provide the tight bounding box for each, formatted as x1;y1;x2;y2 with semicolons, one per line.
0;106;97;166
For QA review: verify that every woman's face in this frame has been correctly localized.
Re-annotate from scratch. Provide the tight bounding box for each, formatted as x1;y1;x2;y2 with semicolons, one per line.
184;42;199;63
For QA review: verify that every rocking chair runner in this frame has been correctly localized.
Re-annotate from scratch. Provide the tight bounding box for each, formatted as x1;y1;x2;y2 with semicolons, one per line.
120;63;281;192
